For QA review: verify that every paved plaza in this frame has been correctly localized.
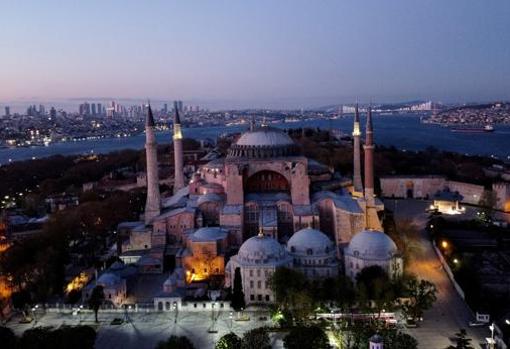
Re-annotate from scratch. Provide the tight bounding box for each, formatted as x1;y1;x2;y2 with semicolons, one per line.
8;309;283;349
386;199;490;349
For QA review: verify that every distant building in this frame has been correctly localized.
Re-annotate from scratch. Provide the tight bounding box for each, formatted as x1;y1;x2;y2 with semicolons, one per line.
4;106;10;117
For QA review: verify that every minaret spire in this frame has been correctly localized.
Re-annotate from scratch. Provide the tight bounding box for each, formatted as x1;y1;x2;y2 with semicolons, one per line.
352;103;363;194
144;104;161;223
173;101;185;194
363;105;382;230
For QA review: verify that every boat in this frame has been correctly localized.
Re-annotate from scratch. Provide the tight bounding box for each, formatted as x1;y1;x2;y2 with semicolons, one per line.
450;125;494;133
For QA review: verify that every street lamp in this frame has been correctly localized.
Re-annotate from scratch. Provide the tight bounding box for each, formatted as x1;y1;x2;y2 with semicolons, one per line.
505;319;510;325
441;240;448;249
489;323;496;349
229;311;233;330
173;302;178;324
79;305;83;323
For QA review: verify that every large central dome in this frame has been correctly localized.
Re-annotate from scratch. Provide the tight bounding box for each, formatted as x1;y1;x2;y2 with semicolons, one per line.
227;126;300;160
236;127;295;147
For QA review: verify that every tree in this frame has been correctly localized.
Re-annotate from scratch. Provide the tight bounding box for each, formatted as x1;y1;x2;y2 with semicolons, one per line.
215;332;242;349
53;326;96;349
356;266;396;316
0;326;17;349
445;329;474;349
478;190;497;222
241;327;271;349
18;327;56;349
231;268;245;311
283;326;329;349
11;290;32;321
88;285;105;323
155;335;195;349
400;277;437;321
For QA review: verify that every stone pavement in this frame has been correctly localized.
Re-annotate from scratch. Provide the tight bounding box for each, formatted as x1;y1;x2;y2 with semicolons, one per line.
7;310;280;349
386;199;490;349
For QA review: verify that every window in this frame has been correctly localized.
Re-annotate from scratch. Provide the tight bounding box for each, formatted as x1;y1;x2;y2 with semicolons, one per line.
265;295;270;302
249;270;253;277
257;269;261;277
257;281;261;289
250;280;254;288
250;295;255;301
257;295;262;301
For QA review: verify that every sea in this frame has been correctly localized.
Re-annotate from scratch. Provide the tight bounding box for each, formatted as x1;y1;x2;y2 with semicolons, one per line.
1;114;510;165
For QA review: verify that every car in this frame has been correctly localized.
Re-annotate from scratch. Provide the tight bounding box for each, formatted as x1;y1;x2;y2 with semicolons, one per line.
405;319;418;328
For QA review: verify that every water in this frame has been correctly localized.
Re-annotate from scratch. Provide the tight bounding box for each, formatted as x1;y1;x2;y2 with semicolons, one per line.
1;114;509;164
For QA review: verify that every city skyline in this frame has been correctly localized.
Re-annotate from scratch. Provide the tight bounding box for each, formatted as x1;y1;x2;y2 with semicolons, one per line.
1;0;510;109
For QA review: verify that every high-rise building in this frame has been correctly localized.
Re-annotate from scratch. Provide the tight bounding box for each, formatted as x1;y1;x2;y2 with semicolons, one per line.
39;104;45;115
4;106;10;117
91;103;96;115
163;103;168;114
97;103;102;115
50;107;57;118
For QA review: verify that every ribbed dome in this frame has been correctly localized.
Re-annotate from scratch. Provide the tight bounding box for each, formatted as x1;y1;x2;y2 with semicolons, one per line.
237;234;289;264
97;273;121;287
227;126;300;160
236;127;294;147
345;230;398;261
191;227;228;242
287;228;334;256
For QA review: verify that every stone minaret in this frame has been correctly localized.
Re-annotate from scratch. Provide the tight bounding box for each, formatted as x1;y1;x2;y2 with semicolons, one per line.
364;106;382;230
144;104;161;224
352;103;363;193
173;101;185;194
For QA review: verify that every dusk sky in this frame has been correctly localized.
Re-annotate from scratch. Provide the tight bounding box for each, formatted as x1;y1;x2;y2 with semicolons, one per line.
1;0;510;109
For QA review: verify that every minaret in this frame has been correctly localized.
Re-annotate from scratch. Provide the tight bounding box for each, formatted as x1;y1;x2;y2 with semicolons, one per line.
363;105;382;230
173;101;185;194
144;104;161;224
352;103;363;194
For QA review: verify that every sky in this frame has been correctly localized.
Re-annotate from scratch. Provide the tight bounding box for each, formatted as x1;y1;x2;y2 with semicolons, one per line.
1;0;510;109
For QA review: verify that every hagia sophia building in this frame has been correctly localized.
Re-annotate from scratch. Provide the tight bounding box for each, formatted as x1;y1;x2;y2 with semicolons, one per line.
113;102;402;307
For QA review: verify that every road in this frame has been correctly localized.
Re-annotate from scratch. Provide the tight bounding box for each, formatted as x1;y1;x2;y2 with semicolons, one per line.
386;199;490;349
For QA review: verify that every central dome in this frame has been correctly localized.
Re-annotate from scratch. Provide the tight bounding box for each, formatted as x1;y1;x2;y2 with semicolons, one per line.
237;234;289;265
345;230;398;261
287;228;334;256
236;127;295;147
227;126;300;160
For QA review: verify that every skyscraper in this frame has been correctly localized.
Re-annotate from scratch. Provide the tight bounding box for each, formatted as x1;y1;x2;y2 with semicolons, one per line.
97;103;102;115
4;106;10;117
91;103;96;115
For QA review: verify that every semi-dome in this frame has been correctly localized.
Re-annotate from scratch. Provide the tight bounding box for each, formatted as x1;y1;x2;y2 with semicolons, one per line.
345;230;398;261
237;234;289;265
190;227;228;242
287;228;334;256
97;272;121;287
236;127;295;147
197;193;224;206
227;126;301;160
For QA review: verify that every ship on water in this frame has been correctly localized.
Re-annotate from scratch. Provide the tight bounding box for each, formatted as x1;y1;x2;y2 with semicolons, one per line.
450;125;494;133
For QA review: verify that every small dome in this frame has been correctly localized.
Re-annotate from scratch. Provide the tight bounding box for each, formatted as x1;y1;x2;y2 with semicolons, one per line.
236;127;294;147
197;193;224;206
97;273;121;287
237;234;289;265
345;230;398;261
287;228;334;256
191;227;228;242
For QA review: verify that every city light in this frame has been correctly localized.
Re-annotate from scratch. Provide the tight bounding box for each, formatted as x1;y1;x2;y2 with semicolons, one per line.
441;240;449;249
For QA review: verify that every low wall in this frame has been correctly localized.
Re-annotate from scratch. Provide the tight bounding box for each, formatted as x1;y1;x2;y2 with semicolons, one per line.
432;243;465;299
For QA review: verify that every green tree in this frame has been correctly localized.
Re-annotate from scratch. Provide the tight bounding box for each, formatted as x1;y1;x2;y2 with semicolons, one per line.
88;285;105;323
241;327;271;349
478;190;497;222
53;325;96;349
445;329;474;349
215;332;241;349
0;326;17;349
155;335;195;349
231;267;245;311
356;266;396;316
400;277;437;321
283;326;329;349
